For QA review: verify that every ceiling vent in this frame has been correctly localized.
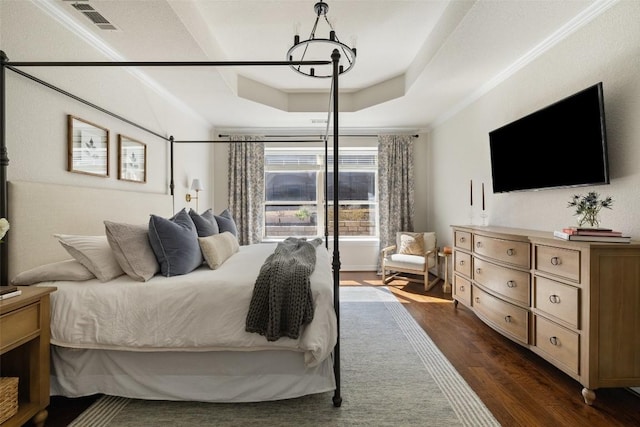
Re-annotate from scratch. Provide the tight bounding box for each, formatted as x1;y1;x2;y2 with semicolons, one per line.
69;1;118;31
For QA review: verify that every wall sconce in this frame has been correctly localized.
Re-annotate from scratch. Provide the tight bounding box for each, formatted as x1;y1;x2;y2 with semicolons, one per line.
185;178;204;212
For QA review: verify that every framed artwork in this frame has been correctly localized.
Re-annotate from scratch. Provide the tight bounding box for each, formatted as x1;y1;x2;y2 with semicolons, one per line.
118;134;147;183
67;115;109;177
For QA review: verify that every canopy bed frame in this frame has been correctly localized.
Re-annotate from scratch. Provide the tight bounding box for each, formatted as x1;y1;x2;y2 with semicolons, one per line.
0;50;344;407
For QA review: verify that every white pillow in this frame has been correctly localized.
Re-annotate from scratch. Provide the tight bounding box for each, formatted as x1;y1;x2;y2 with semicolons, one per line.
54;234;124;282
198;232;239;270
11;259;95;285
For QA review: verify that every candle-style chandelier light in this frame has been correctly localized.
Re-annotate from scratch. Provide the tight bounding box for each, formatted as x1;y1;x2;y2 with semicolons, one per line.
287;1;357;78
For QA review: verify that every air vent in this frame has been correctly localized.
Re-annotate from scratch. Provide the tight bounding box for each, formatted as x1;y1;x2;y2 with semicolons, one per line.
70;2;118;31
311;119;328;124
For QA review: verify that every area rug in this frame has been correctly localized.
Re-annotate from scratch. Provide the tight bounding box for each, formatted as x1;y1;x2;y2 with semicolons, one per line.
69;286;500;426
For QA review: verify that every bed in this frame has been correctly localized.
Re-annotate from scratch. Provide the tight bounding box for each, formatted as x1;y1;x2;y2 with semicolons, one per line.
1;53;345;406
7;180;337;402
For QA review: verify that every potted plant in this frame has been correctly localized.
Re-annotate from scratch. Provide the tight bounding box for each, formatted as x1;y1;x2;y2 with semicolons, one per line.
567;192;613;228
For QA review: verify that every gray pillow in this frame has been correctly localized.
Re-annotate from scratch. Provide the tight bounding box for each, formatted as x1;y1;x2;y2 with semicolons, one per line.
188;208;219;237
11;259;95;285
105;221;159;282
148;208;202;277
214;208;238;237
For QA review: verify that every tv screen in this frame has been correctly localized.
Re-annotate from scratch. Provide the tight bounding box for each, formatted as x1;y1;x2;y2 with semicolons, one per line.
489;82;609;193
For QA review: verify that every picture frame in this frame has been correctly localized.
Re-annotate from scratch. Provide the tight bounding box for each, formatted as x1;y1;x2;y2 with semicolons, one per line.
118;134;147;183
67;115;110;177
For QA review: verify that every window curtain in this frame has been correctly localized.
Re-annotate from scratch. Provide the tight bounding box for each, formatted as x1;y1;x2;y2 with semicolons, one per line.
378;135;415;268
228;136;264;245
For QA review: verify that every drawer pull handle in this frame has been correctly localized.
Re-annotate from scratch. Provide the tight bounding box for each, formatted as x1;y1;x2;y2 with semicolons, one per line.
549;336;559;346
475;268;481;274
506;280;516;288
476;241;483;249
549;294;561;304
504;315;512;323
459;237;466;243
459;260;465;266
475;297;480;303
459;285;465;291
506;248;515;256
550;256;561;266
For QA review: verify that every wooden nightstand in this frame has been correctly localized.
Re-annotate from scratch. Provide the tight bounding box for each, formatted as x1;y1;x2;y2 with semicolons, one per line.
1;286;56;427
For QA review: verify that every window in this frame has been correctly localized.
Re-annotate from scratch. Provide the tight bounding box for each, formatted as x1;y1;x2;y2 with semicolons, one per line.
264;147;377;239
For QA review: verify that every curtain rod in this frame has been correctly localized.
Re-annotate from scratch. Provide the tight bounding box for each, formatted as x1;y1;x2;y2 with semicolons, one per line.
217;134;419;138
175;139;326;144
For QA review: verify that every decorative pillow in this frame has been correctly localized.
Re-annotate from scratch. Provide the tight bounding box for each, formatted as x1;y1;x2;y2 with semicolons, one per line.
148;208;202;277
188;208;219;237
199;232;240;270
398;233;425;255
104;221;159;282
54;234;125;282
214;208;238;237
11;259;95;285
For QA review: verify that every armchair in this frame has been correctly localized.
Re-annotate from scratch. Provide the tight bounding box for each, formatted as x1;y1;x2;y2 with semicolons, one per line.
381;231;440;291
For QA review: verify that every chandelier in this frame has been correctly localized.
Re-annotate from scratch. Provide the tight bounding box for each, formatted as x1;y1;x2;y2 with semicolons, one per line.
287;1;357;78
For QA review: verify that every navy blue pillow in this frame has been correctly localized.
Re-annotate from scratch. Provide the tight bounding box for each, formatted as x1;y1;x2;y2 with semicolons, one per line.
148;208;202;277
189;208;219;237
215;209;238;237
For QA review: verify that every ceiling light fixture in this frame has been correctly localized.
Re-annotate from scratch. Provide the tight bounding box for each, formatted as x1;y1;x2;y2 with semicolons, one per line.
287;1;356;78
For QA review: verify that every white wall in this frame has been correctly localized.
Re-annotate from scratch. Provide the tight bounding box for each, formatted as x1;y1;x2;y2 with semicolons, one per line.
0;1;213;215
426;1;640;251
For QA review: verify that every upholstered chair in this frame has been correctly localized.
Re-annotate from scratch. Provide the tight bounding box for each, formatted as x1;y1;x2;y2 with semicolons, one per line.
381;231;440;291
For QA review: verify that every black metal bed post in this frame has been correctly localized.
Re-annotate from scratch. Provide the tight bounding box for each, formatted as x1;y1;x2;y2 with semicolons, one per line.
169;136;175;195
324;135;329;250
331;48;342;408
0;51;8;285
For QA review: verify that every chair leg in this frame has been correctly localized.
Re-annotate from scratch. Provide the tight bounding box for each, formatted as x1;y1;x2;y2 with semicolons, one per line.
425;273;440;291
424;253;440;291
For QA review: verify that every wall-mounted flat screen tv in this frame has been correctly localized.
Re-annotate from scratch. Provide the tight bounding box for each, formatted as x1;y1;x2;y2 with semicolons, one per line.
489;82;609;193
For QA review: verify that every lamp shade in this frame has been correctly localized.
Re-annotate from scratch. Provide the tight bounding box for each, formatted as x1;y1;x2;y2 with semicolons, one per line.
190;179;204;191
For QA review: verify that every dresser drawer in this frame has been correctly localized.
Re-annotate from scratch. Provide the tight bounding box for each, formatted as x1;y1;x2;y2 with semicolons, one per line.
474;234;530;269
535;245;580;282
454;275;472;307
472;286;529;344
454;251;472;278
474;258;530;306
0;303;40;352
454;230;472;251
534;276;579;328
535;315;579;375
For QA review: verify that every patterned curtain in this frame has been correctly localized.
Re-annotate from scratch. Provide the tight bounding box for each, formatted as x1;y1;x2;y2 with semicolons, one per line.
228;136;264;245
378;135;415;265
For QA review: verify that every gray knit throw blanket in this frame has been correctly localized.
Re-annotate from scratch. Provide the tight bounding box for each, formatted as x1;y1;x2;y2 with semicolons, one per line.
246;237;323;341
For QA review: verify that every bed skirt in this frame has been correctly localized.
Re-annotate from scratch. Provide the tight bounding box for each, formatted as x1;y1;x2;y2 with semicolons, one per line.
50;346;336;402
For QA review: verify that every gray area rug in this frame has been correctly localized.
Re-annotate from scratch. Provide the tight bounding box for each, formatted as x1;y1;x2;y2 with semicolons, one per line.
70;286;500;426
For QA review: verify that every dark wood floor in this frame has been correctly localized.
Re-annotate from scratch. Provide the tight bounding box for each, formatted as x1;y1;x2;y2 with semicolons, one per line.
45;272;640;427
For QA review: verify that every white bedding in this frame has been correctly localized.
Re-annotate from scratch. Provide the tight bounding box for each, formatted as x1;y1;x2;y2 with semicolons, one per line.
44;242;337;367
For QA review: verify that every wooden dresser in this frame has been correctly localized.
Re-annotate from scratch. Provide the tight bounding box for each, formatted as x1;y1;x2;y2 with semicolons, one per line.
451;225;640;405
0;286;56;427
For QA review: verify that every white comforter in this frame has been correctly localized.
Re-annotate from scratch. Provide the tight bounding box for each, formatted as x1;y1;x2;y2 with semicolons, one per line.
44;243;337;367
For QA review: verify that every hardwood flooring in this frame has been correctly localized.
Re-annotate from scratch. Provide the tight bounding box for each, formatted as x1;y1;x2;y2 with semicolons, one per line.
342;271;640;427
45;271;640;427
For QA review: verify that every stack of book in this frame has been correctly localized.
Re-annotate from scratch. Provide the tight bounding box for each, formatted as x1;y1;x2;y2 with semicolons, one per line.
553;227;631;243
0;285;22;300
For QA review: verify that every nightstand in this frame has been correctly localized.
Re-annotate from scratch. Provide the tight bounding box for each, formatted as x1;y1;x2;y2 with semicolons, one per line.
1;286;56;427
